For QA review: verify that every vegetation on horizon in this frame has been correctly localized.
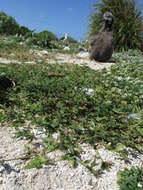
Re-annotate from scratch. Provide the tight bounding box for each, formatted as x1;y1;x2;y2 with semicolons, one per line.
0;11;79;51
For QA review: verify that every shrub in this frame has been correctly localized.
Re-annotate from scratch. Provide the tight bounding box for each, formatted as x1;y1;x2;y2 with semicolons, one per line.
0;35;20;50
118;167;143;190
0;11;19;35
31;30;58;48
88;0;143;51
18;26;33;38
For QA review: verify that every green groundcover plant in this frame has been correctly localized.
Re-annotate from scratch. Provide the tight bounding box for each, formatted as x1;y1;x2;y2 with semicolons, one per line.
0;50;143;160
118;167;143;190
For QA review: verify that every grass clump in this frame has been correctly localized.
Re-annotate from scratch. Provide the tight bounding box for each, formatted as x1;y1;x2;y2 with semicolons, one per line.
0;36;35;61
24;155;50;169
0;50;143;160
118;167;143;190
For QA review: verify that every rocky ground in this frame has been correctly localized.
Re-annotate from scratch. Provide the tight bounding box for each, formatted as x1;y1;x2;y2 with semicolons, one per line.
0;50;114;70
0;125;142;190
0;51;143;190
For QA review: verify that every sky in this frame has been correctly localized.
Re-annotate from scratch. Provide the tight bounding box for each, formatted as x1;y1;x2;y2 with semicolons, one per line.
0;0;143;40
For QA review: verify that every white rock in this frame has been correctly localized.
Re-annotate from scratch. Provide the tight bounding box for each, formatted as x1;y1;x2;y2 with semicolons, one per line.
29;49;34;54
25;61;35;64
19;42;24;45
127;113;141;120
52;132;60;141
137;182;142;188
63;46;70;51
77;51;89;58
36;52;43;57
9;171;17;178
0;177;3;184
83;88;94;96
0;58;11;64
41;50;49;55
0;58;20;64
10;53;15;57
0;165;5;173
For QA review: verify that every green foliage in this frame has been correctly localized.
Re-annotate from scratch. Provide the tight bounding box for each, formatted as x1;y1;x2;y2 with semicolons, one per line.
0;35;20;49
0;35;36;61
0;50;143;160
16;129;34;141
0;11;19;35
31;30;58;48
0;11;32;39
118;167;143;190
0;11;57;50
18;26;33;38
24;156;50;169
89;0;143;51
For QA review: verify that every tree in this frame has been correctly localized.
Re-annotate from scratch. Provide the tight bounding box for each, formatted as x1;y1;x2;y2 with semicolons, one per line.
18;26;33;38
88;0;143;51
0;12;19;35
32;30;58;48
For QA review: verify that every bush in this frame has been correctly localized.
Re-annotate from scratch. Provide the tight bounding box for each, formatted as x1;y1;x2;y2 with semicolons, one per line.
31;30;58;48
88;0;143;51
118;167;143;190
0;35;21;50
18;26;33;38
0;12;19;35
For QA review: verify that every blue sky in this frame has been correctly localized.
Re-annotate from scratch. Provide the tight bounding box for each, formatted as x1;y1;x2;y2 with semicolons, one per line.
0;0;143;40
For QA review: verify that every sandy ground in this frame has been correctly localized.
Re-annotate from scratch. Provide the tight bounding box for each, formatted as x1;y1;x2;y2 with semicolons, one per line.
0;50;115;70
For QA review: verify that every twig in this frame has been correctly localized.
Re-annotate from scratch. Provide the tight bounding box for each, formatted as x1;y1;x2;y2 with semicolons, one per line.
47;74;65;77
0;155;31;164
